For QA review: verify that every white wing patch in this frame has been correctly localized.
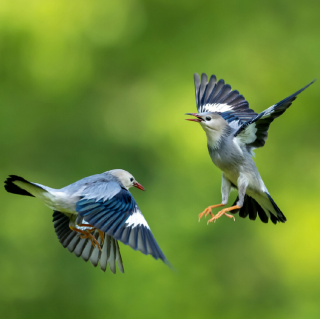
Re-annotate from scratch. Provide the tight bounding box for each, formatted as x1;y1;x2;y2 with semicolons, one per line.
201;103;233;113
234;122;258;145
261;105;276;118
125;207;150;229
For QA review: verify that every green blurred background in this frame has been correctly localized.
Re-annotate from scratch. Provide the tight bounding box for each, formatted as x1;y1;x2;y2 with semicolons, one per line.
1;0;320;318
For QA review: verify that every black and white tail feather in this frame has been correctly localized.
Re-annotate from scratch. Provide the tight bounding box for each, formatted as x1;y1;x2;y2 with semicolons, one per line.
231;193;286;224
5;175;36;197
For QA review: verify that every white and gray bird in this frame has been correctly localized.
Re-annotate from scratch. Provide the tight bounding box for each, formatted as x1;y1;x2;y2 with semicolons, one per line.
186;73;315;225
4;169;169;273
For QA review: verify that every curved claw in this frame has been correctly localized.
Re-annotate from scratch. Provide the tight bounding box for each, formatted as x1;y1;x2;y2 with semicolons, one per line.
207;206;239;224
70;225;103;251
198;208;213;222
80;232;102;251
199;203;225;222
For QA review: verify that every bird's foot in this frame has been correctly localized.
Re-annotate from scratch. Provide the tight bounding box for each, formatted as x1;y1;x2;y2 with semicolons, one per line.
199;203;225;222
80;225;104;244
207;205;239;225
70;225;102;251
77;223;104;244
80;232;102;251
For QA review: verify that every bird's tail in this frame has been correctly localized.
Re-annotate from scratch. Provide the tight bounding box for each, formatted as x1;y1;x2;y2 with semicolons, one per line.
232;192;286;224
4;175;47;197
4;175;35;197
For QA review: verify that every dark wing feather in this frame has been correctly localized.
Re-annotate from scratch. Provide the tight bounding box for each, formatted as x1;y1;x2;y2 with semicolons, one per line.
76;189;169;265
52;211;124;273
234;79;315;149
194;73;257;127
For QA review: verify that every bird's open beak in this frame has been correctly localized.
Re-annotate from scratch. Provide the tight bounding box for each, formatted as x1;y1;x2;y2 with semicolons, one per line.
133;182;145;191
185;113;203;122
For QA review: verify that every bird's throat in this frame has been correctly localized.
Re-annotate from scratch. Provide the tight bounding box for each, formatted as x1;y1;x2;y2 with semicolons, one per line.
204;128;224;149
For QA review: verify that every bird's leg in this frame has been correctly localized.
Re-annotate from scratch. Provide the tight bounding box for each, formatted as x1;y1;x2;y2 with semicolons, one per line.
207;174;248;225
199;203;225;221
199;174;232;222
77;223;105;244
207;205;239;224
69;226;102;251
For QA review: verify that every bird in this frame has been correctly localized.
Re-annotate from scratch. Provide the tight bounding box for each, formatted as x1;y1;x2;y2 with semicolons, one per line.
186;73;315;225
4;169;169;273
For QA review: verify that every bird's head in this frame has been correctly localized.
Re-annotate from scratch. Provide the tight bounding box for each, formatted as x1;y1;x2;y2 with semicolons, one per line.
185;112;227;132
108;169;145;191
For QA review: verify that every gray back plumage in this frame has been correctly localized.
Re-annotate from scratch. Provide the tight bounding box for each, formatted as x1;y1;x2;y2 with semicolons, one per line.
61;172;123;199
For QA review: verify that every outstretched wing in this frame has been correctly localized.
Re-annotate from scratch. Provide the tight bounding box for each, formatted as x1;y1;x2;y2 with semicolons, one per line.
52;211;124;274
194;73;257;128
75;188;169;265
234;79;316;149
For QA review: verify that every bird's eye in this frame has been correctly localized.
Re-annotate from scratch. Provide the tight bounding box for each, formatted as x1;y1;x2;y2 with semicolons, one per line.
130;177;134;182
206;116;211;121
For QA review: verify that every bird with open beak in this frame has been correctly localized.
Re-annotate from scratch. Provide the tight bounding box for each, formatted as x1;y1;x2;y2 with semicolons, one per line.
4;169;170;273
186;73;315;225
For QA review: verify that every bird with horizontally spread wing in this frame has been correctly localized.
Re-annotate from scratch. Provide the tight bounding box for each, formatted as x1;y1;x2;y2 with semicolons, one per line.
186;73;315;225
4;169;170;273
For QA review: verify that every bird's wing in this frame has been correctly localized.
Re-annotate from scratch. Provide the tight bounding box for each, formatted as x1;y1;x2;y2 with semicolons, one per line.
52;211;124;274
234;79;315;150
194;73;257;129
75;185;168;264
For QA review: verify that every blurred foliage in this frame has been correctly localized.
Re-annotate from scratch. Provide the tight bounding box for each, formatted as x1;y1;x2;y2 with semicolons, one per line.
1;0;320;318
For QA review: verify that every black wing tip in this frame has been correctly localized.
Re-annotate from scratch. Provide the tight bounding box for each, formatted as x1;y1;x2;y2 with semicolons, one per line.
4;175;34;197
275;78;316;108
306;78;316;87
295;78;316;95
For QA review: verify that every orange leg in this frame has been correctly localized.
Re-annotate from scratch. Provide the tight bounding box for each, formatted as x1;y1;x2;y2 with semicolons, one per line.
207;205;240;225
78;223;105;244
199;203;225;222
69;226;102;251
